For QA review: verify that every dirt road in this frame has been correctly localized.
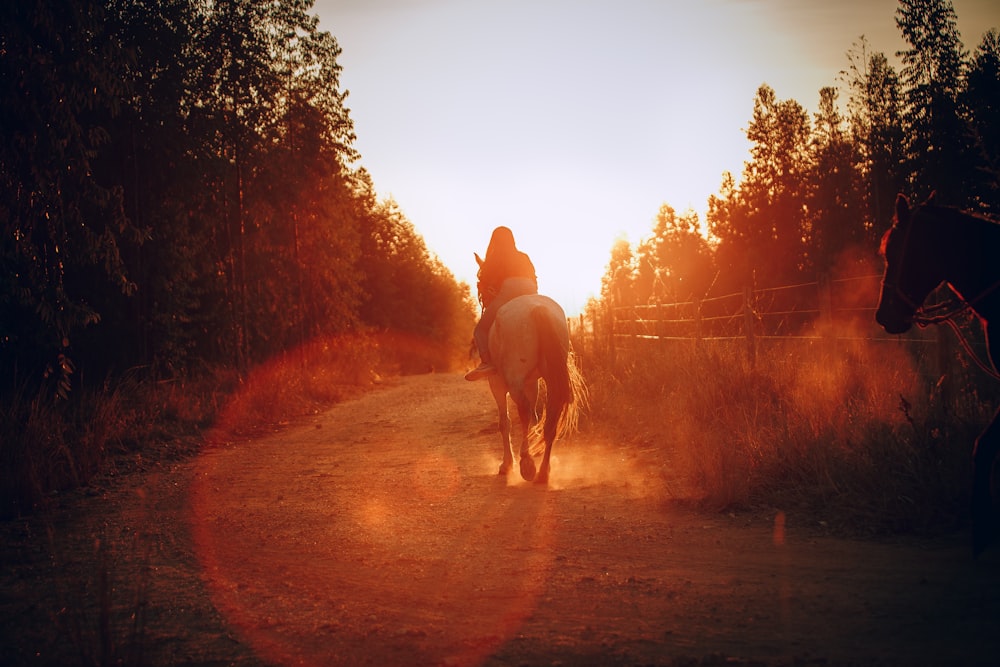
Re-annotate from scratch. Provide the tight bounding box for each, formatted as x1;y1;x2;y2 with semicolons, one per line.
4;372;1000;666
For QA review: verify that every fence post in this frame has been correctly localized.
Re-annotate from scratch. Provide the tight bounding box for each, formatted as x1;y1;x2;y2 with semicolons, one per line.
743;285;756;367
817;272;835;359
817;273;833;330
694;297;702;347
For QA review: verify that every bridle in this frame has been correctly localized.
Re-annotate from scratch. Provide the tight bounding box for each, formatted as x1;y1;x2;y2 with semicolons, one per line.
477;280;498;311
880;218;923;314
881;213;1000;380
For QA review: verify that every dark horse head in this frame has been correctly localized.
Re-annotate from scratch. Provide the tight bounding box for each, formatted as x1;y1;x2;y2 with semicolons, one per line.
875;193;947;335
875;192;1000;556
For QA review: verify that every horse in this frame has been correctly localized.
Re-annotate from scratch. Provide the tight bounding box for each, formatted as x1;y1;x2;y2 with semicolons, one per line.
474;266;581;485
876;192;1000;556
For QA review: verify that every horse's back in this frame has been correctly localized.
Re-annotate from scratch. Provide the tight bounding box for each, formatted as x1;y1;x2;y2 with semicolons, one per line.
497;294;566;325
489;294;568;386
494;294;568;346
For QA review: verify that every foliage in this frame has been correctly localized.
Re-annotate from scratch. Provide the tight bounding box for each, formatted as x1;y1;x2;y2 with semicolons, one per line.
707;85;813;292
896;0;972;205
599;236;637;306
0;0;141;389
359;195;477;365
633;205;714;304
807;87;868;274
2;0;475;389
582;0;1000;534
1;0;477;512
843;38;907;232
608;0;998;306
963;29;1000;213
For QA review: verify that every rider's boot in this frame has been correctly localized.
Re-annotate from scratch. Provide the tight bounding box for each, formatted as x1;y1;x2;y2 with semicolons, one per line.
464;363;496;381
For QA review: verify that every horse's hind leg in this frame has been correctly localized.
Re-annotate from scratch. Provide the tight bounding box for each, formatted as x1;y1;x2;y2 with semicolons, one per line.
498;409;513;476
491;381;514;476
512;393;537;482
536;437;554;485
972;407;1000;557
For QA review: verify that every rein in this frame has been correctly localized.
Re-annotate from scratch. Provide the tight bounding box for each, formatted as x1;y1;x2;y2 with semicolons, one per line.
477;282;498;310
938;317;1000;381
910;281;1000;382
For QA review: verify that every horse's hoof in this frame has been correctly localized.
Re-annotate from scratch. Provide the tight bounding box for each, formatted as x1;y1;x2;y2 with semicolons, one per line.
498;462;512;476
535;468;549;485
519;456;536;482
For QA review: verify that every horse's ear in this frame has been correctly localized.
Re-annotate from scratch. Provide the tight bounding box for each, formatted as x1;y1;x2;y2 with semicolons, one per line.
895;193;910;222
474;252;484;268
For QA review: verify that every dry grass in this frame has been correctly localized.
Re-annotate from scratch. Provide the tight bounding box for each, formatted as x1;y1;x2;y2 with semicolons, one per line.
0;329;455;519
574;332;994;537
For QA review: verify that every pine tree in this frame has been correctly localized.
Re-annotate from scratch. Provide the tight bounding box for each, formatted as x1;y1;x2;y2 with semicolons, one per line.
726;85;812;287
896;0;972;204
963;29;1000;212
636;205;713;303
0;0;140;392
843;38;907;233
807;87;866;274
600;238;638;307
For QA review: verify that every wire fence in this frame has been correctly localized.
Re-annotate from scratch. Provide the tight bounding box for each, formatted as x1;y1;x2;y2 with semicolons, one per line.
571;274;972;376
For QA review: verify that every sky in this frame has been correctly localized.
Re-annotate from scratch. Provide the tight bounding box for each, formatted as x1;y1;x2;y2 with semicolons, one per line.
312;0;999;316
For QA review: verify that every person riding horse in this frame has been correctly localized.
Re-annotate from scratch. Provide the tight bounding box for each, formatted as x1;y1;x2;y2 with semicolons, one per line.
466;227;538;381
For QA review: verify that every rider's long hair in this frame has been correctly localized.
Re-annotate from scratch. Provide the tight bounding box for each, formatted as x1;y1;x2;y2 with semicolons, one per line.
484;226;518;264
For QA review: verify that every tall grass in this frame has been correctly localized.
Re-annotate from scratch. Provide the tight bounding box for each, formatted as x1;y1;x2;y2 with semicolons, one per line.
575;333;994;537
1;329;455;518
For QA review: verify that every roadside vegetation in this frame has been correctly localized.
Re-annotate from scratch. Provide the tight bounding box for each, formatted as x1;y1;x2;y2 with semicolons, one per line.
1;0;476;518
7;1;995;664
1;331;466;519
3;0;997;532
568;0;1000;537
571;322;996;537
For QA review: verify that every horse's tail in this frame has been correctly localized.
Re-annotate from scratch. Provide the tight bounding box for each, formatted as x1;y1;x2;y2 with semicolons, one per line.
531;305;583;444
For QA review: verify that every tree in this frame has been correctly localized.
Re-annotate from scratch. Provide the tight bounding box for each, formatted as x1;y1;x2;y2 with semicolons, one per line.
709;85;812;288
95;0;205;372
706;171;749;294
843;38;907;233
357;196;475;365
99;0;367;372
1;0;503;388
239;5;363;359
963;29;1000;212
896;0;973;204
600;237;638;307
0;0;141;393
635;205;714;303
807;87;866;274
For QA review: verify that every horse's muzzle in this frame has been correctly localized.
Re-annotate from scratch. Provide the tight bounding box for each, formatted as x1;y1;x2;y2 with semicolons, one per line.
876;310;913;335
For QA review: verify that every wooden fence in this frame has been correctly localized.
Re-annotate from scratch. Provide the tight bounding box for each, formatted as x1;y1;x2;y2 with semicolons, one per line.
576;274;958;371
565;274;999;423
